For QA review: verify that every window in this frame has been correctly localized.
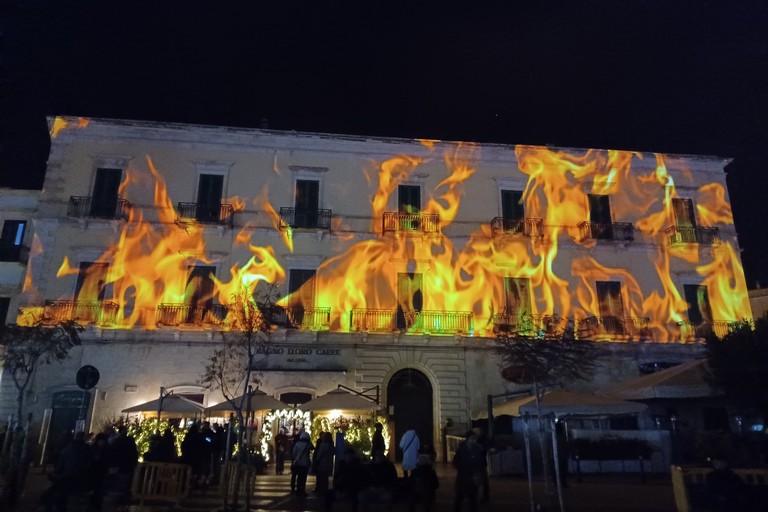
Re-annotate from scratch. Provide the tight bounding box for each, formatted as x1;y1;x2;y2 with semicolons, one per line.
672;198;697;228
588;194;613;239
683;284;713;326
196;174;224;222
501;190;525;221
596;280;625;334
396;272;423;330
185;265;216;322
503;277;532;320
90;168;122;218
0;220;26;261
294;180;320;228
74;262;109;302
0;297;10;325
398;185;421;214
288;269;316;326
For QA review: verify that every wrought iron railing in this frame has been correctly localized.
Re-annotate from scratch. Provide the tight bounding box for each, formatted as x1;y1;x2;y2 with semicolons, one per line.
490;217;544;238
278;208;332;230
176;202;234;227
349;308;472;335
382;212;439;234
578;221;634;242
492;313;566;337
67;196;131;220
43;300;119;325
286;307;331;330
665;225;721;246
577;316;652;340
676;320;733;341
156;303;228;326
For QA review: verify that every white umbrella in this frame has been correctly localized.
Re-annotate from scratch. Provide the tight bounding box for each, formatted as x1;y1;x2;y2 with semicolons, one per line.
298;388;380;412
600;359;718;400
206;389;289;413
122;394;205;415
474;389;646;419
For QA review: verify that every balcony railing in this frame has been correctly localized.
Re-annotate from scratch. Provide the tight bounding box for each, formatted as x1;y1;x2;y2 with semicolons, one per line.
676;320;733;341
577;316;652;340
279;208;332;230
67;196;131;220
156;303;228;326
665;225;721;246
176;202;234;227
578;221;635;242
490;217;544;238
492;312;566;337
286;307;331;330
43;300;119;325
349;308;472;335
382;212;439;234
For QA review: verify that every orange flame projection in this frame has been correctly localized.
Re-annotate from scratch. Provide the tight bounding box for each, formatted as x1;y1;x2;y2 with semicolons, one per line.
34;140;750;341
50;117;90;138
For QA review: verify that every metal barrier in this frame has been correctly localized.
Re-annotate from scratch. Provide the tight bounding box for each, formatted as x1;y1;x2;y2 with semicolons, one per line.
670;465;768;512
131;462;192;509
220;462;256;510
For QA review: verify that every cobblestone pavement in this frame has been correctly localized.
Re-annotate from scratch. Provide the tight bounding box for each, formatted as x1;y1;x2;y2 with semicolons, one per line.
6;463;676;511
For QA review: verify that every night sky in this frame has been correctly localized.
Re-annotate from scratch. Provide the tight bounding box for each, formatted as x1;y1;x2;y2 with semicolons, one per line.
2;1;767;287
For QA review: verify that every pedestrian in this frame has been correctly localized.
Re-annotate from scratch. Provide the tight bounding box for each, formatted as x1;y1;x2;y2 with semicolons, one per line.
274;428;288;475
41;431;93;512
108;425;138;504
291;430;314;497
408;453;439;512
358;449;398;512
705;458;746;511
371;422;386;458
326;447;364;512
452;430;485;512
399;424;420;477
474;428;490;501
313;431;335;495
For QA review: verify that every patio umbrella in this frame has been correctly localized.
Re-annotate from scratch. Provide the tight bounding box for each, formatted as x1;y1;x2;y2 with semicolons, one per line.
122;394;205;415
206;389;289;414
474;389;647;419
298;388;380;412
600;359;718;400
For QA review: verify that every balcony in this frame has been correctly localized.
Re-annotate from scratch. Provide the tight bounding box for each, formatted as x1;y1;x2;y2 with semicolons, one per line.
156;303;228;326
278;207;332;230
176;202;234;227
490;217;544;238
286;307;331;330
676;320;733;341
67;196;131;220
43;300;119;325
578;222;634;242
577;316;652;341
665;225;720;246
349;308;472;335
382;212;439;234
492;312;566;337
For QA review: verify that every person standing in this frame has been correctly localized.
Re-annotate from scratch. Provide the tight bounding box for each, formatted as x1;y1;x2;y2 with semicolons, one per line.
399;424;420;477
371;422;386;458
452;430;485;512
274;428;288;475
408;453;439;512
291;431;314;497
313;431;335;495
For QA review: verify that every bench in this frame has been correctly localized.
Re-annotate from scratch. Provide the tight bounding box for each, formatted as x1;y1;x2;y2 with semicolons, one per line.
130;462;192;511
671;465;768;512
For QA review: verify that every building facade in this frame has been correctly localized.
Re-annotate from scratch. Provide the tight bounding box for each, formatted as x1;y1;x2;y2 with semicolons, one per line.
0;116;752;459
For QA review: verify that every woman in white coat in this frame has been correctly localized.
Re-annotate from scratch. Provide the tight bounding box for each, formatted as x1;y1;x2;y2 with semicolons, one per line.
399;425;420;477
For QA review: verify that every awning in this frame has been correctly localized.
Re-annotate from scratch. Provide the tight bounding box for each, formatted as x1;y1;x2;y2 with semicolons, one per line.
600;359;719;400
206;389;290;414
122;395;205;415
298;388;381;412
474;389;647;419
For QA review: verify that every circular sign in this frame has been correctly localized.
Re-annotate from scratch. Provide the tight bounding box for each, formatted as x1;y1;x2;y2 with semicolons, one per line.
76;365;100;390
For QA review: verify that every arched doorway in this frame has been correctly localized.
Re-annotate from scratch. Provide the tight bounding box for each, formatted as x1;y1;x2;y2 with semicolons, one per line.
387;368;433;461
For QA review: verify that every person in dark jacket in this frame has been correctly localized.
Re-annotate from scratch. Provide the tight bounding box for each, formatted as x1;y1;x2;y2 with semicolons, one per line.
371;422;386;459
358;450;398;511
327;447;364;512
41;431;94;512
452;430;485;512
312;431;335;495
409;453;439;512
108;426;138;504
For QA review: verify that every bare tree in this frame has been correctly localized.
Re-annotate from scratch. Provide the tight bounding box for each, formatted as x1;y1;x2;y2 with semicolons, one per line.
495;314;602;512
201;283;279;511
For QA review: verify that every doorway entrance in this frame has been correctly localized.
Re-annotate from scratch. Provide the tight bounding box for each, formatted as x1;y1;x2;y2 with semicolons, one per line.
387;368;433;461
